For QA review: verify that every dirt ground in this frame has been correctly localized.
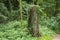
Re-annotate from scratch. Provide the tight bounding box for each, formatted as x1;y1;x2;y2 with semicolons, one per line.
53;34;60;40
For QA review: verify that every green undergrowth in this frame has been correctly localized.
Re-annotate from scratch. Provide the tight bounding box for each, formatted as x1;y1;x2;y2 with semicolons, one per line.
0;20;55;40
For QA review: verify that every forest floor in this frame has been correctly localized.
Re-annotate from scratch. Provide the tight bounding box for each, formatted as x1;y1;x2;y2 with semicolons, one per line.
53;34;60;40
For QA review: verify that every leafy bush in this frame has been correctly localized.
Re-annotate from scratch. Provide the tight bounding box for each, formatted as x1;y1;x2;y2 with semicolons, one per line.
39;16;60;33
0;20;55;40
40;36;52;40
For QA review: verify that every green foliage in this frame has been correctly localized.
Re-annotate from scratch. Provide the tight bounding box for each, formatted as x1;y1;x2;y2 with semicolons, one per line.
39;16;60;33
0;0;60;40
0;20;55;40
0;20;29;40
40;36;53;40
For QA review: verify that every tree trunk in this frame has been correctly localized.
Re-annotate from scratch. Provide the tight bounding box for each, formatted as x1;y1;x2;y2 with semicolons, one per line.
28;5;40;37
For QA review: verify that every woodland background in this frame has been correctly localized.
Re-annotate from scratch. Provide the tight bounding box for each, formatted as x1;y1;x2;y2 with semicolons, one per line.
0;0;60;40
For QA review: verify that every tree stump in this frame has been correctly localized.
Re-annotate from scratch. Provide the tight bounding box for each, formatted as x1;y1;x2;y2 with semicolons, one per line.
28;5;40;37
